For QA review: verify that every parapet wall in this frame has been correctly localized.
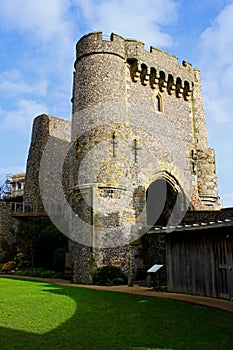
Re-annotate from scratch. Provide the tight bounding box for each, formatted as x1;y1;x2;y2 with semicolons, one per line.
76;31;192;80
75;31;196;104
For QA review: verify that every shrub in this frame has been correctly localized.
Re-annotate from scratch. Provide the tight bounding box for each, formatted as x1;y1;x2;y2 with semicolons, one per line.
92;265;126;286
38;270;58;278
2;260;16;272
31;268;59;278
13;251;30;269
112;277;125;285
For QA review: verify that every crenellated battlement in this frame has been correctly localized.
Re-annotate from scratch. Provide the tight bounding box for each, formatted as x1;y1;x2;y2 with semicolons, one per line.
75;31;196;101
76;31;126;61
76;31;191;70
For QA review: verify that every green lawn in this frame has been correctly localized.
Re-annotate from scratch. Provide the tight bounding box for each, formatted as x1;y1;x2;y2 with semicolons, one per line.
0;277;233;350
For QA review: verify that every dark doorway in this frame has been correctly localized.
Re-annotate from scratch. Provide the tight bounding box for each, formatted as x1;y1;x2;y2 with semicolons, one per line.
146;179;178;226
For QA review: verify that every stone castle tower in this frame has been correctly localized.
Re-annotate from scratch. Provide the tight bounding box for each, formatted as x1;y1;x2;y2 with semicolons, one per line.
69;31;221;283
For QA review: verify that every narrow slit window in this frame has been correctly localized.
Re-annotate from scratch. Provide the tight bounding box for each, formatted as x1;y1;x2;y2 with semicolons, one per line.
110;131;117;157
155;94;162;112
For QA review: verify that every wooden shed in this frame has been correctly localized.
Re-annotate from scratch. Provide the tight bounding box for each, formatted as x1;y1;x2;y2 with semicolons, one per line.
146;210;233;300
166;221;233;299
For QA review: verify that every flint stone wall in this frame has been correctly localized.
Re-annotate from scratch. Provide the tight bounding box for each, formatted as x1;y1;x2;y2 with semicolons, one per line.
22;32;222;284
0;202;17;263
24;114;71;207
70;32;221;283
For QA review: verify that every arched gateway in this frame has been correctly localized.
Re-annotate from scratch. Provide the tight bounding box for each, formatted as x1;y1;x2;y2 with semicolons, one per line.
146;173;187;227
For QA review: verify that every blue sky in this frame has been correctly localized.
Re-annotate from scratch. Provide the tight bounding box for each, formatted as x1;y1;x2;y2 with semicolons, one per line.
0;0;233;206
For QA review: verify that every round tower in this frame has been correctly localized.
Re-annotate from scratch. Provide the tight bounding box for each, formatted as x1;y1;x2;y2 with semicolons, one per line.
70;32;136;283
72;31;126;113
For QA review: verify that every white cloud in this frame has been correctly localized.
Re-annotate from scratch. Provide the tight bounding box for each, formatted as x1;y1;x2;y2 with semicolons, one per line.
0;70;48;98
198;3;233;207
0;0;75;78
199;3;233;125
75;0;178;48
0;0;75;125
0;0;72;42
0;99;48;134
201;5;233;62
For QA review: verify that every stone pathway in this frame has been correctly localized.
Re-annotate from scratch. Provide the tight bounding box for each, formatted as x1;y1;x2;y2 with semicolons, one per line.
2;274;233;314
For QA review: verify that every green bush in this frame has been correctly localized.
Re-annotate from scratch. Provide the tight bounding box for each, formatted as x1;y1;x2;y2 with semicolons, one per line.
31;268;59;278
92;265;126;286
38;270;58;278
10;268;61;278
112;277;125;285
13;270;28;276
13;251;30;269
1;252;30;274
2;260;16;272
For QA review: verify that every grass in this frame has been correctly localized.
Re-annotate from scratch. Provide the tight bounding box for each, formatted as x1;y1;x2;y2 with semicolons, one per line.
0;277;233;350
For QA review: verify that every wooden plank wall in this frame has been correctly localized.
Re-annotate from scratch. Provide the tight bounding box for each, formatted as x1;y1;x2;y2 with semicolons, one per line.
166;228;233;298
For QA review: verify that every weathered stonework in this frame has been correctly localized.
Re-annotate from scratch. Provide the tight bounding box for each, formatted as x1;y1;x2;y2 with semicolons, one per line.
21;32;221;284
69;32;221;283
0;202;17;263
24;114;71;208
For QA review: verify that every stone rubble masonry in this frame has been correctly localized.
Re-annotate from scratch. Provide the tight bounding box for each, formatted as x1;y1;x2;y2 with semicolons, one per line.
69;32;221;283
0;115;71;264
21;32;221;284
0;202;17;263
24;114;71;208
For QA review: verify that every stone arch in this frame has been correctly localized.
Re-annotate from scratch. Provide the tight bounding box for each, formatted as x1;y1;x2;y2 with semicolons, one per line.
146;172;186;227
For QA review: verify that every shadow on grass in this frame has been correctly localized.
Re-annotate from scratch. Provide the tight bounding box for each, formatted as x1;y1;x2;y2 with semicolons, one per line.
0;278;233;350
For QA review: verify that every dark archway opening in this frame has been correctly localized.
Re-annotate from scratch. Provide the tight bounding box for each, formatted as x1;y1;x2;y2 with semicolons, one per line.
146;179;178;226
